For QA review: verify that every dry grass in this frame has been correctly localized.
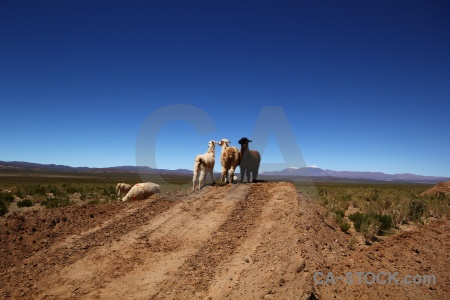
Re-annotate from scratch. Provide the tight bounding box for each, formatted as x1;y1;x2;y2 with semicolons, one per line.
296;182;450;236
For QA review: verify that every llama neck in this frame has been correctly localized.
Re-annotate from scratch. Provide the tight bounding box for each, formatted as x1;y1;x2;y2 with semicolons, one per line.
240;145;249;155
208;147;215;156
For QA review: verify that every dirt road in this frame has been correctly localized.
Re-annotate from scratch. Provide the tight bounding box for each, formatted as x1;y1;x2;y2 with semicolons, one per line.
1;182;449;299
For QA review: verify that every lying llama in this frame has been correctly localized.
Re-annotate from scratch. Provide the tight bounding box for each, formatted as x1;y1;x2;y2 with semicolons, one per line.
115;183;132;199
238;137;261;183
217;138;241;184
122;182;161;202
192;140;217;191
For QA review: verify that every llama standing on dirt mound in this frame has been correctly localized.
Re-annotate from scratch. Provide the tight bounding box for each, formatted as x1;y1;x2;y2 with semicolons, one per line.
238;137;261;183
192;140;217;191
217;138;241;184
122;182;161;201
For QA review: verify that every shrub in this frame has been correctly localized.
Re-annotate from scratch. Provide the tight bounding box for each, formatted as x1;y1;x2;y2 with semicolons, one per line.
62;183;82;194
349;212;365;232
360;218;380;243
378;214;393;233
335;210;345;219
408;199;425;222
32;184;47;196
333;210;350;233
339;220;351;233
0;200;8;216
14;188;24;199
99;186;116;200
17;199;34;208
0;191;15;202
41;197;71;209
349;212;393;236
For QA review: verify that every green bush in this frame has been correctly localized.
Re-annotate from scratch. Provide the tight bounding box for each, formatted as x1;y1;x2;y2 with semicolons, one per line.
32;184;47;196
62;183;82;194
378;214;393;232
333;210;350;233
335;210;345;219
98;186;116;200
41;197;71;209
17;199;34;208
360;218;380;243
14;188;24;199
348;212;365;231
0;199;8;216
408;199;425;222
349;212;393;235
0;191;15;202
339;220;351;233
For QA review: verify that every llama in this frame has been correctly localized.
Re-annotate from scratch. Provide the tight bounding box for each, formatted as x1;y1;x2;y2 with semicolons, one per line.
217;138;241;184
238;137;261;183
115;183;132;200
122;182;161;201
192;140;217;190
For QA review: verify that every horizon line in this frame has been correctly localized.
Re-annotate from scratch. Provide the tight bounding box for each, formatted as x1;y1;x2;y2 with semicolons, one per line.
1;160;449;179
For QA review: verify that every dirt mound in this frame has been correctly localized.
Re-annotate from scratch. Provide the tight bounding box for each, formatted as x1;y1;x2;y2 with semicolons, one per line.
1;182;449;299
420;181;450;197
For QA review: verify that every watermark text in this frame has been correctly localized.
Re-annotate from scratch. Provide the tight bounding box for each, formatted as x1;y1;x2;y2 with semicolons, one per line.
314;271;436;285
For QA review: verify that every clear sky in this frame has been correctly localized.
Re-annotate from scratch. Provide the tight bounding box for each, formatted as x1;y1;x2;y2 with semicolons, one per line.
1;1;449;177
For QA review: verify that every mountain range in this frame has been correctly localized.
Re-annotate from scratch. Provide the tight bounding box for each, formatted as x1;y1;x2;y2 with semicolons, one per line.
0;161;191;174
261;166;449;183
0;161;448;183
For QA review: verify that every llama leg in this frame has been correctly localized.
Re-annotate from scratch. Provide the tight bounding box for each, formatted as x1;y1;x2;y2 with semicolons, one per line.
252;169;259;182
199;170;206;190
230;167;235;183
210;169;215;185
221;166;227;183
192;171;197;191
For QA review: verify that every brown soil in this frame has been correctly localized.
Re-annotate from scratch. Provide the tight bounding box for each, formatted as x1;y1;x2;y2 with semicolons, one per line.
420;181;450;197
1;182;449;299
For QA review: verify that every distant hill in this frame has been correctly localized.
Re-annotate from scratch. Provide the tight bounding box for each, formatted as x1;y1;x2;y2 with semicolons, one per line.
1;161;448;183
0;161;191;175
261;166;450;183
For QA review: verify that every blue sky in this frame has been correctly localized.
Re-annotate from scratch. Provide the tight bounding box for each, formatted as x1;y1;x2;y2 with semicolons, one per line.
1;1;449;177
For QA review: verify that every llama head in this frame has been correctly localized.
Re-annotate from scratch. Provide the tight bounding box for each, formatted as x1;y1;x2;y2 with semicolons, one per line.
238;137;252;145
218;138;231;147
238;137;252;152
208;140;217;150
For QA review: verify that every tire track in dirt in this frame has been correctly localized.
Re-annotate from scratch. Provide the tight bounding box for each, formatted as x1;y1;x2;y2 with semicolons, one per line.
1;195;177;299
172;181;348;300
0;201;130;271
151;182;274;299
37;184;251;299
205;182;306;299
